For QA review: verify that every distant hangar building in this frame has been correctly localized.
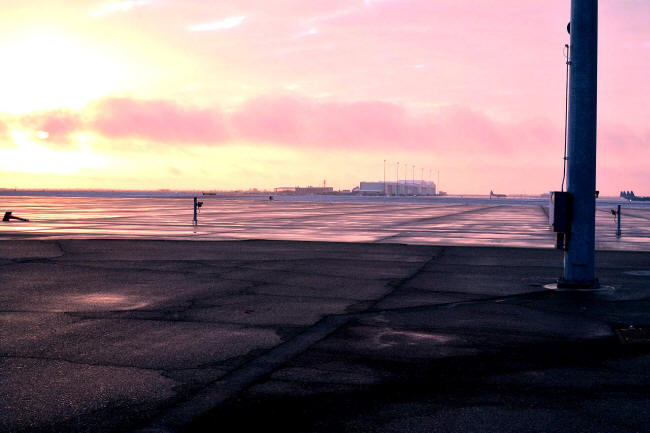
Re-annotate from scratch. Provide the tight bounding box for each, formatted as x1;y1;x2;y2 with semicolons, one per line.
359;180;436;196
274;186;334;194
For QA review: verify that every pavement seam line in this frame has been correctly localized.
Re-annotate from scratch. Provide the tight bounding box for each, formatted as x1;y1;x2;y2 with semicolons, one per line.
364;247;445;312
381;205;502;230
133;249;442;433
133;315;351;433
132;286;549;433
0;354;168;372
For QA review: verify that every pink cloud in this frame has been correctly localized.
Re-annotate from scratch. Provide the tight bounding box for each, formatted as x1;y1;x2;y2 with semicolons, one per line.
89;98;230;143
22;109;82;141
8;95;562;157
231;96;431;148
230;96;556;155
16;94;647;173
598;125;650;164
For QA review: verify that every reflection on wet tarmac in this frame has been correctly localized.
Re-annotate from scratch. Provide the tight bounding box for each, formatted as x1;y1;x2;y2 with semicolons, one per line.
68;294;150;311
1;195;649;250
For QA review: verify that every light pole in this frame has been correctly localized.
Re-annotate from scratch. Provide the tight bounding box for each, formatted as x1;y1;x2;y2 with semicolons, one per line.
384;159;387;197
561;0;599;289
421;167;424;194
396;162;399;196
412;165;415;196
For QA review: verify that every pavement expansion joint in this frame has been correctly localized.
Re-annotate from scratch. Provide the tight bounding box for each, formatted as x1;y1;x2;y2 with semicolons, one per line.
133;315;351;433
0;354;167;372
52;240;67;257
364;251;445;311
363;292;547;316
383;205;501;230
135;289;541;433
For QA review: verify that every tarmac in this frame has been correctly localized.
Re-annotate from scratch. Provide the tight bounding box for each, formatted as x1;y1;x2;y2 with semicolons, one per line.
2;196;649;251
1;239;649;433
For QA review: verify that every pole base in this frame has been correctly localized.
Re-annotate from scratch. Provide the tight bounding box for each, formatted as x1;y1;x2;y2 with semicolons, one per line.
556;277;600;290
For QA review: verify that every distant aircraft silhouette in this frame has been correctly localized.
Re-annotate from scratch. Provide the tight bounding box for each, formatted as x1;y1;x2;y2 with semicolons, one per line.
620;191;650;201
490;190;506;199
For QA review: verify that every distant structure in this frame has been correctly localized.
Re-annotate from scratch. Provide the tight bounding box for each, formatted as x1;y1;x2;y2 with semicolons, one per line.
359;180;436;196
489;190;506;199
620;191;650;201
295;186;334;194
274;186;334;194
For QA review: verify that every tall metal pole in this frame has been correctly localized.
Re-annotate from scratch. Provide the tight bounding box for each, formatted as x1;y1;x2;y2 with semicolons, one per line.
562;0;598;288
412;165;415;195
421;167;424;194
396;162;399;196
384;159;387;196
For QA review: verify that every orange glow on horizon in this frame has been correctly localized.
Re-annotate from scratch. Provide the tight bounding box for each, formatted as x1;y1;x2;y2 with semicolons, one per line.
0;1;649;194
0;130;105;174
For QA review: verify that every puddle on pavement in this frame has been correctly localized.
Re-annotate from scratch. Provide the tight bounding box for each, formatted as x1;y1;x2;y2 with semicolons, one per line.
1;196;649;251
65;293;150;311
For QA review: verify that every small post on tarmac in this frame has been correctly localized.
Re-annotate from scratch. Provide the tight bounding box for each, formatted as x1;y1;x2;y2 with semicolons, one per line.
193;197;198;226
616;204;621;237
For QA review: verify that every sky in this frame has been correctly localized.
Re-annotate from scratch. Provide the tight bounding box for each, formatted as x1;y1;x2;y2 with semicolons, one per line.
0;0;648;194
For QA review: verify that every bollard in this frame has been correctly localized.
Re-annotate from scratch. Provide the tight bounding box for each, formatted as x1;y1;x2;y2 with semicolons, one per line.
193;197;198;226
610;205;622;237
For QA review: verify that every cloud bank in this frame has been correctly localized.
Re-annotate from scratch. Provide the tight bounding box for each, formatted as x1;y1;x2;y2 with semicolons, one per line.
7;94;648;169
89;98;229;143
12;96;557;155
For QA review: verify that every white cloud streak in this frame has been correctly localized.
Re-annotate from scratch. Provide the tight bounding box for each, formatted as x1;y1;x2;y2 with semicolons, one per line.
92;0;151;17
291;27;318;40
188;16;245;32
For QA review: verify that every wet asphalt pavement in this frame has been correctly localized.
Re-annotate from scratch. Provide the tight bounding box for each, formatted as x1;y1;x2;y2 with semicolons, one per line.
2;196;650;251
1;240;649;433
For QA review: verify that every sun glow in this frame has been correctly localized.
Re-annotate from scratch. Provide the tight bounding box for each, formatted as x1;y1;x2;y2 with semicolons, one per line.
0;33;127;113
0;130;105;174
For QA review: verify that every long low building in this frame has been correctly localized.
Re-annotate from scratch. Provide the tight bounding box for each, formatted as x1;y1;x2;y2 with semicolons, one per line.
359;180;436;196
274;186;334;194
